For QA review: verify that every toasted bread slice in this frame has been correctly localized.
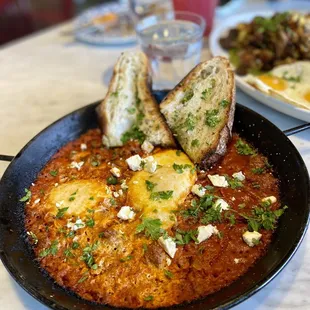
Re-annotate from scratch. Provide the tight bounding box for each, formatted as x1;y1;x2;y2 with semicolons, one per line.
160;57;235;169
97;51;175;148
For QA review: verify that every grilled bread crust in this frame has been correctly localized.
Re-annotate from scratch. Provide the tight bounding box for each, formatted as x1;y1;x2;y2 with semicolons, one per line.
97;51;175;148
160;57;235;169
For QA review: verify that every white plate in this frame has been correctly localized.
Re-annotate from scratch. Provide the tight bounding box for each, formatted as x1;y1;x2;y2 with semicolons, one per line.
210;10;310;122
75;3;136;46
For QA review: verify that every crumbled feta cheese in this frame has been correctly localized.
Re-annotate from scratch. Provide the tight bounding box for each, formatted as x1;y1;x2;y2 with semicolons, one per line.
34;198;40;204
232;197;236;201
31;183;35;186
67;218;85;231
55;200;64;208
191;184;206;197
234;258;240;264
200;170;205;174
133;180;139;184
118;189;123;196
232;171;245;181
106;187;112;195
158;236;177;258
213;198;229;212
141;140;154;153
121;180;128;190
110;167;121;178
80;143;87;151
166;258;172;266
196;225;219;244
242;231;262;247
113;191;119;198
117;206;135;220
70;161;84;170
54;183;59;187
126;155;143;171
208;174;229;187
262;196;277;204
143;156;157;173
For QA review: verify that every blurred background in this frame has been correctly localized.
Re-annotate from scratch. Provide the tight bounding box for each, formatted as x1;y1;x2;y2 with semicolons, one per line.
0;0;236;46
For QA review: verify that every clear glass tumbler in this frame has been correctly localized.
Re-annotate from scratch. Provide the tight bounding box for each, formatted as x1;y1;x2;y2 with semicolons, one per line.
136;11;206;89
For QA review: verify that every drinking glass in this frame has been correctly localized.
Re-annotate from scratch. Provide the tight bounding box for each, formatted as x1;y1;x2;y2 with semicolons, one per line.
136;11;206;89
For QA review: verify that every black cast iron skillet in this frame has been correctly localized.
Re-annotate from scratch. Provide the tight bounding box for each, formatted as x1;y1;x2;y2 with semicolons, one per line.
0;90;310;310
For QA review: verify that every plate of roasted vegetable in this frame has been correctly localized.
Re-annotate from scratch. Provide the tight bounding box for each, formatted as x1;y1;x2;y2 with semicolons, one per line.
210;10;310;122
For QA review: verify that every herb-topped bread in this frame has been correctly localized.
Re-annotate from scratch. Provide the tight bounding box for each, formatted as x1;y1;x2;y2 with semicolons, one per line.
160;57;235;169
97;51;175;148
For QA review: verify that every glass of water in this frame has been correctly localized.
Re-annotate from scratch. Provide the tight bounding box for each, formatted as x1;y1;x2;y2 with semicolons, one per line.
136;11;206;89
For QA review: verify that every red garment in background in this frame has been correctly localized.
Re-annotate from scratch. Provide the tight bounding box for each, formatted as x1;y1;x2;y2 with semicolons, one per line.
0;0;73;46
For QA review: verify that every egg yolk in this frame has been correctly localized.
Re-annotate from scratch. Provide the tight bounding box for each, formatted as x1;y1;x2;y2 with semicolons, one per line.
258;75;287;91
304;91;310;103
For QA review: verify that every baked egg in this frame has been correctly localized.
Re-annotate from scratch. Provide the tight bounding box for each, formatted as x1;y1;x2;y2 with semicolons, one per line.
127;150;197;228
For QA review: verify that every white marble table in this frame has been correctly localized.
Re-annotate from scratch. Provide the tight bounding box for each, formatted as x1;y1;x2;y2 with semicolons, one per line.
1;10;310;310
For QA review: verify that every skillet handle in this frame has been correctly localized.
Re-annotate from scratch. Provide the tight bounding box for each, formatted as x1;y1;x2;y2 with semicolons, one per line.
0;155;14;162
283;123;310;136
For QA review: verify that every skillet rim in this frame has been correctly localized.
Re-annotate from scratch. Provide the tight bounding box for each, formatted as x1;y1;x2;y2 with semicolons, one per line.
0;100;309;310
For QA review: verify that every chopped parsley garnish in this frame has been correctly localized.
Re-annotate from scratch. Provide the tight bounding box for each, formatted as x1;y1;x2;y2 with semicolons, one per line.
111;91;118;97
126;107;136;114
235;139;256;155
182;112;196;131
251;167;265;174
66;230;75;238
238;203;246;209
234;203;288;232
181;194;223;225
176;150;181;156
226;176;243;189
144;295;154;301
39;240;58;257
89;196;94;200
145;180;157;191
205;109;220;127
282;71;301;82
81;241;99;269
201;88;212;100
201;205;222;224
173;163;192;174
77;273;88;283
91;160;100;167
150;190;173;201
64;248;74;258
107;176;118;185
142;243;148;253
56;207;69;219
68;196;75;201
251;182;261;189
110;198;116;205
49;170;58;177
20;188;31;202
72;241;79;249
191;139;200;147
136;218;164;240
164;269;173;279
182;89;194;104
85;216;95;227
220;99;230;107
225;213;236;225
175;229;198;245
98;232;105;238
28;231;38;245
120;255;133;262
121;125;145;144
